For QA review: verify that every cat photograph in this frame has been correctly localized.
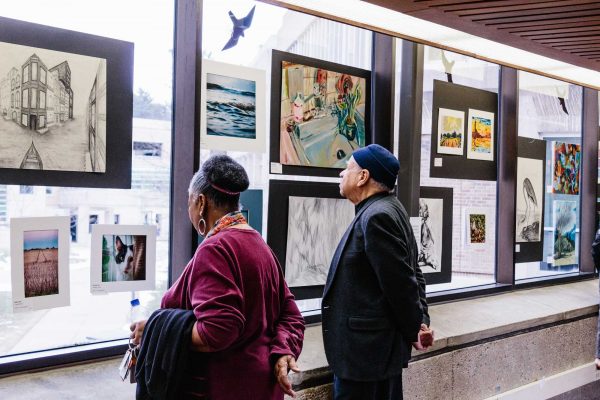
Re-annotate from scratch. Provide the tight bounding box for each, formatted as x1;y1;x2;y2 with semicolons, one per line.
101;234;146;282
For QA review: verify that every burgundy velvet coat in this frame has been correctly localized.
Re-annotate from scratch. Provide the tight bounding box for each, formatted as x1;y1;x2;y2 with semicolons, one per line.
161;228;304;400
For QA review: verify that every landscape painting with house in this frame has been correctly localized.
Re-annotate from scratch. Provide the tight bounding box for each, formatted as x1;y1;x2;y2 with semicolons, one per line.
0;41;106;172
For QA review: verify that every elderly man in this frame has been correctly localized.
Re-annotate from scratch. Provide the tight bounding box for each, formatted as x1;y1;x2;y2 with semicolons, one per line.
322;144;432;400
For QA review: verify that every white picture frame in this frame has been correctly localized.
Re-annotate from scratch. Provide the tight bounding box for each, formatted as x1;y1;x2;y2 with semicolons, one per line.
90;224;157;294
199;59;266;153
437;107;465;156
466;109;495;161
10;216;70;312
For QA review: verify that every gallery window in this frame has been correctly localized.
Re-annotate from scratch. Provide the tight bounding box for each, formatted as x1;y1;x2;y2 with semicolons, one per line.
0;0;174;359
201;0;372;315
419;46;500;293
32;62;37;81
515;72;583;281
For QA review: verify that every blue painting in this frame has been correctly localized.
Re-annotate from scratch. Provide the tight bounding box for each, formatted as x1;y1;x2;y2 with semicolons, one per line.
206;73;256;139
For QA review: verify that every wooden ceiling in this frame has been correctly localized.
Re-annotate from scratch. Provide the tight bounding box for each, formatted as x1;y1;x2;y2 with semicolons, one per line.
363;0;600;72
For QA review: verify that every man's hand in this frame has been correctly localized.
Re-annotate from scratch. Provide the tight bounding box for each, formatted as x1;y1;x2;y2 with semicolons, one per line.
412;323;434;351
129;319;147;346
274;355;300;397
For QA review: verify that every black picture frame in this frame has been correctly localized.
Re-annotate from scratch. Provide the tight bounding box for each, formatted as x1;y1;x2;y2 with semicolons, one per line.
0;16;133;188
429;80;498;181
514;137;546;263
419;186;453;285
269;50;371;178
267;179;346;300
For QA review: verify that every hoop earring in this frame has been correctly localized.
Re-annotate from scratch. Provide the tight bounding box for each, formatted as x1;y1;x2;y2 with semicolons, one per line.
197;216;207;236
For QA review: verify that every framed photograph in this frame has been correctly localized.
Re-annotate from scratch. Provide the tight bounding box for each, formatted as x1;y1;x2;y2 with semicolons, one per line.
90;224;156;293
437;108;464;156
267;180;354;299
199;60;266;153
552;141;580;195
467;109;494;161
418;186;453;285
10;216;70;312
270;50;371;177
0;16;133;188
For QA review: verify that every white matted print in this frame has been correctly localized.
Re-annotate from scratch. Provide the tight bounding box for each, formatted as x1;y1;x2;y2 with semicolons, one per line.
516;157;543;243
10;216;70;312
437;108;464;156
90;224;156;293
285;196;354;287
417;198;443;273
199;59;266;153
466;109;494;161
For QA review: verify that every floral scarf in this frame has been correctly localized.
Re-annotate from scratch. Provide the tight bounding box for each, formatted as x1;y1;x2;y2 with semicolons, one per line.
204;211;247;240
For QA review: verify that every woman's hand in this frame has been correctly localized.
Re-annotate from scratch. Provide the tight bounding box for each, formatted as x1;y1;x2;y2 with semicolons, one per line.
274;355;300;397
130;319;147;346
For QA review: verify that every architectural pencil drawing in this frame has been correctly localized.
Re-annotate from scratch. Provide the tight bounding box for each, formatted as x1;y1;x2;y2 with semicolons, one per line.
0;41;106;173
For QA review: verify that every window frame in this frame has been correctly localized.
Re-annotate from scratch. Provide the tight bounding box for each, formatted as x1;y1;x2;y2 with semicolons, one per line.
1;0;598;376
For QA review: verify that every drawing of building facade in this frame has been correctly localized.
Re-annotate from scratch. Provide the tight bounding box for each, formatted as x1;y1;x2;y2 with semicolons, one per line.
49;61;73;123
86;59;106;172
20;54;48;131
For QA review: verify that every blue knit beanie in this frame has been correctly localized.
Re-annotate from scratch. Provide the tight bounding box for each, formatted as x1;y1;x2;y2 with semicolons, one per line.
352;144;399;189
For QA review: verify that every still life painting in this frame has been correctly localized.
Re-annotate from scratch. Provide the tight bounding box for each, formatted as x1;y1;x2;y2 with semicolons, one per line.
277;53;368;169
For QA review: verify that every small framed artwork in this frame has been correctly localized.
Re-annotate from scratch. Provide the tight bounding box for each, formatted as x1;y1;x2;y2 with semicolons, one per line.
467;109;494;161
267;180;355;299
0;15;133;188
10;216;70;312
464;209;489;246
199;59;266;153
270;50;371;177
552;200;578;267
436;108;464;156
90;224;156;294
417;187;453;285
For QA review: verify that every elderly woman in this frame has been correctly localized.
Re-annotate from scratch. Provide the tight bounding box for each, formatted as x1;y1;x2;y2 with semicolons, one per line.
131;155;305;399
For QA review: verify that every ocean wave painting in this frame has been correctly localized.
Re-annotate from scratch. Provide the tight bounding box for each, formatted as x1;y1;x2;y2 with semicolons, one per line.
206;73;256;139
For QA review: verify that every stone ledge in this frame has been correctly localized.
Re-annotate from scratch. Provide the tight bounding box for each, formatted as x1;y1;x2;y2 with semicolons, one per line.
291;279;599;390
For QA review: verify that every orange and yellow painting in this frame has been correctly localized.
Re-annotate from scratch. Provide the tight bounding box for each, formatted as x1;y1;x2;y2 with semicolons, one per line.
437;108;464;156
467;109;495;161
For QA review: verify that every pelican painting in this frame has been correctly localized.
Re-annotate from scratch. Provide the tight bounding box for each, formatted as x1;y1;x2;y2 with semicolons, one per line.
515;157;543;243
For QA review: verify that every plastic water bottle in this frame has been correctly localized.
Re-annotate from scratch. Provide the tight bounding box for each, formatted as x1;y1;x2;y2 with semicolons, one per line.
130;298;142;325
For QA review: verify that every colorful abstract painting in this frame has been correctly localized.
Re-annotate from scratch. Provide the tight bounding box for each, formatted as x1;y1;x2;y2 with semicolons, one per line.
437;108;464;156
467;109;494;161
278;60;367;168
552;200;577;266
552;141;580;195
515;157;543;243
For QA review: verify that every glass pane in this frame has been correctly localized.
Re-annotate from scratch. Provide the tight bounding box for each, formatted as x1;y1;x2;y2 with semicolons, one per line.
0;0;174;357
420;47;500;293
515;71;582;280
201;0;372;314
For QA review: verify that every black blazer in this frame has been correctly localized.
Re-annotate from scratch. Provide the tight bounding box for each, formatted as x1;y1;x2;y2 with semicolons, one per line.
321;193;425;381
